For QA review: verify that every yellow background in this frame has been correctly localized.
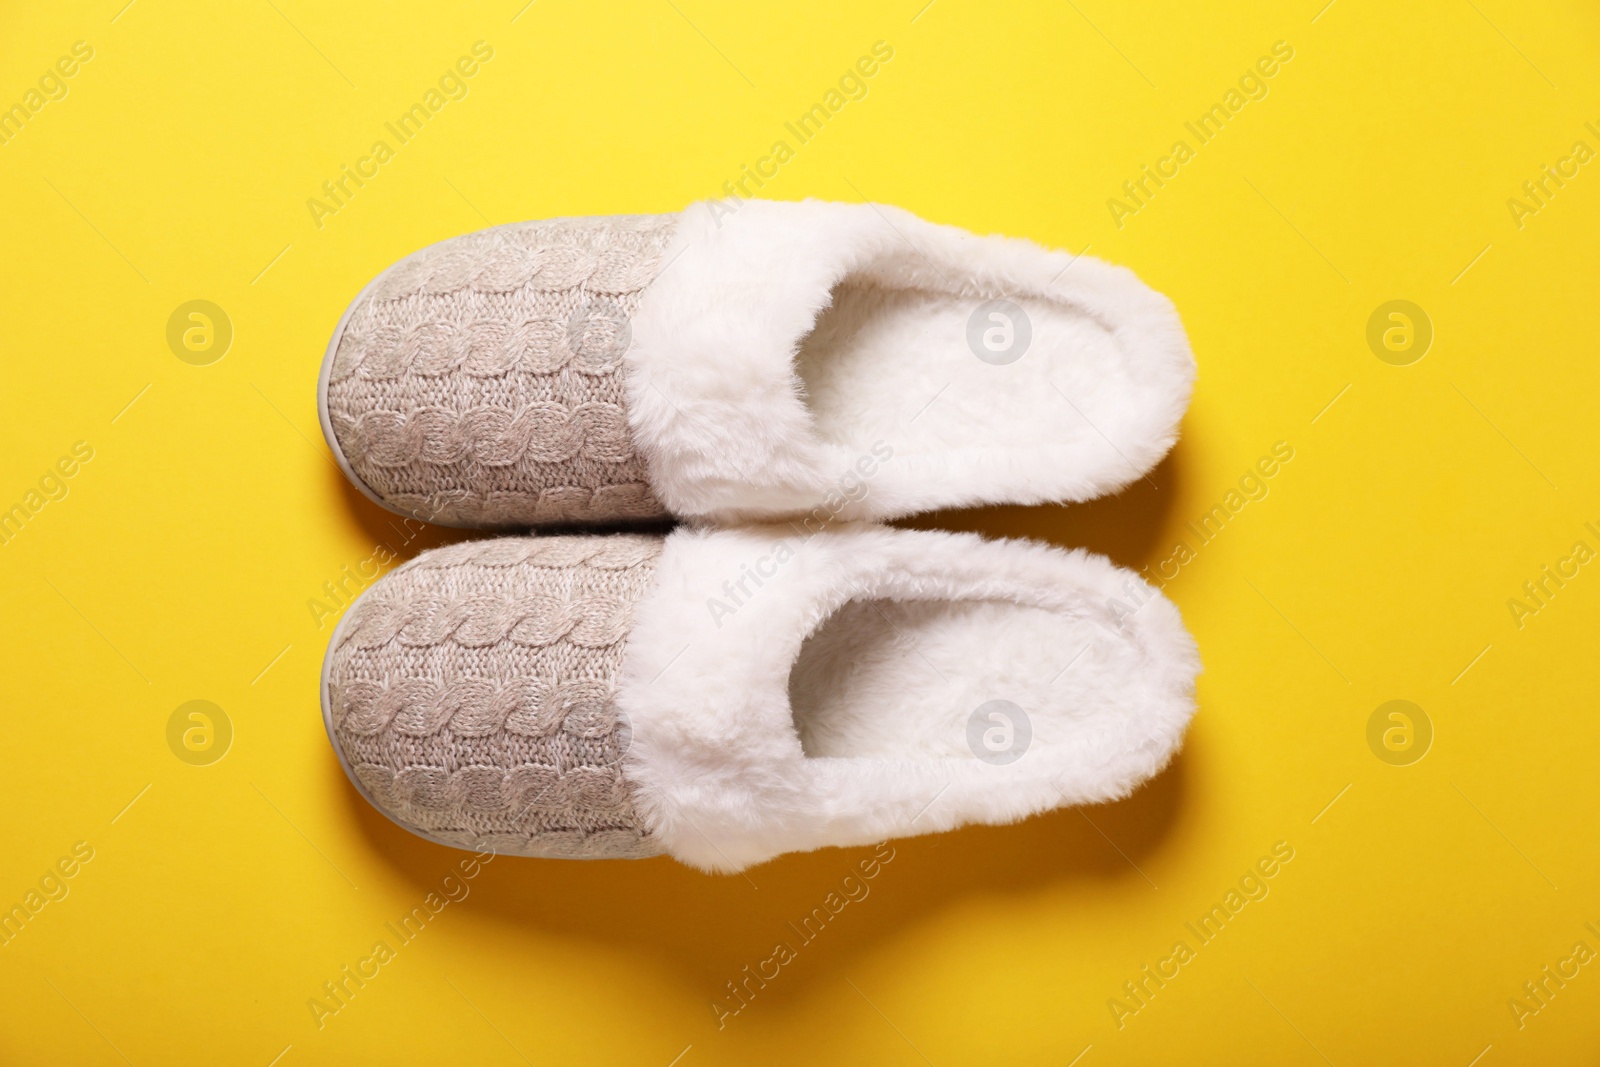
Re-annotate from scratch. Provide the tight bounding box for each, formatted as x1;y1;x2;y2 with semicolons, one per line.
3;0;1598;1062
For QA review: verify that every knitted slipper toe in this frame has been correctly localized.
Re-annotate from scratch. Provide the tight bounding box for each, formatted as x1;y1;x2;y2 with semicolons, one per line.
322;533;666;859
320;216;678;529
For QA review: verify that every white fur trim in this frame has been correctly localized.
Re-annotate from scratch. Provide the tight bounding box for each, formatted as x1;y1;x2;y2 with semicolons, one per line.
626;199;1195;522
619;524;1199;872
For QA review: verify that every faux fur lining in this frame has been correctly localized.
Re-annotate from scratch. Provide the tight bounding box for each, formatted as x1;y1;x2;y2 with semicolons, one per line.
618;525;1199;872
625;199;1195;522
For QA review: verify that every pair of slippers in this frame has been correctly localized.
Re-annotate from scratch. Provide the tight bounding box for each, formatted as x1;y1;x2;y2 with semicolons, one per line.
318;199;1199;873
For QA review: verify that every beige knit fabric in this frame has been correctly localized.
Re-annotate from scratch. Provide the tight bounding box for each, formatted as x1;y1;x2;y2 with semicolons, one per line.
325;534;665;859
325;216;677;527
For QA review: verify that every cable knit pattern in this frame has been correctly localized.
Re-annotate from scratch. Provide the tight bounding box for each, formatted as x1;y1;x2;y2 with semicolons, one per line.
325;216;677;527
325;534;665;859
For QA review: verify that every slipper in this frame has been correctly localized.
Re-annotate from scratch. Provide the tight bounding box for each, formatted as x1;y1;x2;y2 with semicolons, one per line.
319;199;1194;528
321;524;1199;871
